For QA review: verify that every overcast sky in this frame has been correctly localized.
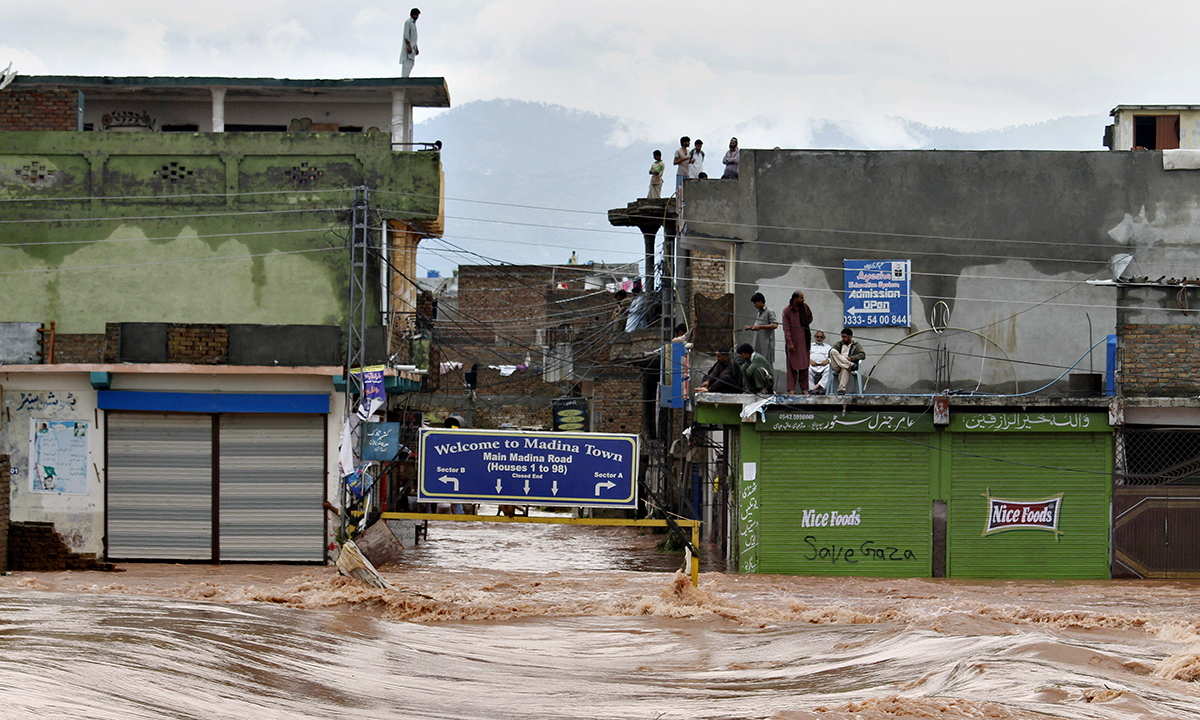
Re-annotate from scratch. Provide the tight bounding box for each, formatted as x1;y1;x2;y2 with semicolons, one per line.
7;0;1200;150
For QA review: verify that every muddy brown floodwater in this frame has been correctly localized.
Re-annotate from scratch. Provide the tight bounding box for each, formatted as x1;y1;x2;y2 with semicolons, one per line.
2;514;1200;719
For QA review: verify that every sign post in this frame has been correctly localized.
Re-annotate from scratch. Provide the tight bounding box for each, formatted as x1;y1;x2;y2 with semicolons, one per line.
843;260;911;327
418;429;638;509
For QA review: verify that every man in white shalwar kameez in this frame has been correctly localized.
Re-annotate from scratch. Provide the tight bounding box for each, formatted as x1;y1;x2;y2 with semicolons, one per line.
401;9;420;78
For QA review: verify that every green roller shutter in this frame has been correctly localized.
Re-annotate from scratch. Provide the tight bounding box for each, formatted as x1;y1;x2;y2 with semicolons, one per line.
948;421;1111;579
756;431;934;576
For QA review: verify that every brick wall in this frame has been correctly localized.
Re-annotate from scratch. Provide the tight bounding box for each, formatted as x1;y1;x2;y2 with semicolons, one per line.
689;250;728;298
594;374;644;434
1120;323;1200;396
0;455;8;573
104;323;120;362
6;521;113;571
55;333;107;363
0;87;77;131
167;323;228;364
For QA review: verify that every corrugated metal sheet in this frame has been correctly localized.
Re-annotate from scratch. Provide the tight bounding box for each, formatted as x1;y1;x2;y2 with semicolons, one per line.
218;414;325;562
948;433;1111;579
756;432;933;577
107;412;213;560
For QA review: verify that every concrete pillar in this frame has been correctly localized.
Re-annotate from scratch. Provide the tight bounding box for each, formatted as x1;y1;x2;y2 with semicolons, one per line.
211;87;226;133
391;89;412;146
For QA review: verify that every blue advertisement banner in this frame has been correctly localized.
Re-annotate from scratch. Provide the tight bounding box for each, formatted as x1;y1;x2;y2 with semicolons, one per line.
364;422;401;461
418;429;638;508
843;260;911;327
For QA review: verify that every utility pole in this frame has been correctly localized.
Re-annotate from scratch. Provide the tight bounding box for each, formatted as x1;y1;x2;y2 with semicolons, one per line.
340;186;374;538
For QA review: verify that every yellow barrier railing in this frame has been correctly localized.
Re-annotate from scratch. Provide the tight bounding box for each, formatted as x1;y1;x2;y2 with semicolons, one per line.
376;512;702;586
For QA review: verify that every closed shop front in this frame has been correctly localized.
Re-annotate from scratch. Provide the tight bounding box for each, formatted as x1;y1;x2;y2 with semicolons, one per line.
946;413;1111;579
720;406;1113;579
749;411;935;577
108;413;214;560
103;391;329;562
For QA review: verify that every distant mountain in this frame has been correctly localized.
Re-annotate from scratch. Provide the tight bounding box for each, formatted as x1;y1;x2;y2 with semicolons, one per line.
899;114;1109;151
415;100;654;276
414;101;1109;276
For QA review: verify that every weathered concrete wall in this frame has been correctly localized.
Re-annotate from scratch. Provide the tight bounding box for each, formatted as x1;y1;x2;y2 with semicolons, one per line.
683;149;1200;395
0;376;103;556
0;322;43;363
0;131;441;333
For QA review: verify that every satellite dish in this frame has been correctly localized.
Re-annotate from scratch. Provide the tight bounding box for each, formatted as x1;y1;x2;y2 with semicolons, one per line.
0;63;16;91
1110;253;1133;281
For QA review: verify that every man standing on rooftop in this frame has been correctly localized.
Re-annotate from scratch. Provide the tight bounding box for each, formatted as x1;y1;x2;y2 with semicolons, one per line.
401;8;421;78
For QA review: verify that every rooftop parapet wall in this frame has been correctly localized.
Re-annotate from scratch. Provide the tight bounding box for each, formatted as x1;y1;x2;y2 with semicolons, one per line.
0;132;441;333
681;148;1200;396
0;130;441;212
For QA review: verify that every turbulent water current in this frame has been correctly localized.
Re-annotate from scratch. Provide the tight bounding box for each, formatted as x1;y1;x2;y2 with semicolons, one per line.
3;510;1200;719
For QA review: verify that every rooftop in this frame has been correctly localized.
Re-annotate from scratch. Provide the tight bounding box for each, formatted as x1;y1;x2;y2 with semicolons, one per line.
13;75;451;108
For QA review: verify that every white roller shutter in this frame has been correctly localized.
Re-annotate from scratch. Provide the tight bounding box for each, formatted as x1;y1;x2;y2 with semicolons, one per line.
218;414;325;561
107;413;213;560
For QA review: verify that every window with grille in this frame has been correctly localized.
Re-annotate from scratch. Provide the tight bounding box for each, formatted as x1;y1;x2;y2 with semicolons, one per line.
1116;427;1200;485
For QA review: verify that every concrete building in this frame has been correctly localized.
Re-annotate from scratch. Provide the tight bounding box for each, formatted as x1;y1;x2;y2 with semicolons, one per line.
0;75;448;565
680;142;1200;579
1106;104;1200;151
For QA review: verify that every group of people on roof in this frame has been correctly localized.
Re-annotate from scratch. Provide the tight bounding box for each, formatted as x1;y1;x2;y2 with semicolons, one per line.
696;292;865;396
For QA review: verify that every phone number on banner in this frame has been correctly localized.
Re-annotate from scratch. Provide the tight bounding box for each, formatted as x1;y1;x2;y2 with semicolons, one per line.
845;314;909;326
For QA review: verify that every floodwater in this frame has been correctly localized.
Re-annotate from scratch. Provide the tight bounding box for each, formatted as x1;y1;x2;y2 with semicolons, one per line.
3;512;1200;719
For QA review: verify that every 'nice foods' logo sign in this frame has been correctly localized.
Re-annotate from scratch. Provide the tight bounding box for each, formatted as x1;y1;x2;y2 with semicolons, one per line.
982;488;1063;540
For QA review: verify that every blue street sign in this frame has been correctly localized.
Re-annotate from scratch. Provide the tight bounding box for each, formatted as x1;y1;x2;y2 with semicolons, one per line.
418;429;639;508
843;259;911;327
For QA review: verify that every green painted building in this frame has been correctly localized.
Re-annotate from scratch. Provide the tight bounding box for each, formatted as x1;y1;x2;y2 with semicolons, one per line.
696;397;1113;579
0;76;448;564
1;75;449;335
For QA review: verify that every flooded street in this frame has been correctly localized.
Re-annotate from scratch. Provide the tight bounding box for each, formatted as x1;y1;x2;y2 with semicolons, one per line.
3;515;1200;719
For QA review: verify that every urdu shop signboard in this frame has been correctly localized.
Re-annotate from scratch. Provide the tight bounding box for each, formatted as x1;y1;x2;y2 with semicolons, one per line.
843;260;911;327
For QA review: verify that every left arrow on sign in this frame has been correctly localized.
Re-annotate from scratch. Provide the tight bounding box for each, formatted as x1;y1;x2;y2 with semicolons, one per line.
438;475;459;491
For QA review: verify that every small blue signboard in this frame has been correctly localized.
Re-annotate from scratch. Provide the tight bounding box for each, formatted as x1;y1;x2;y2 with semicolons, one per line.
364;422;401;462
418;429;638;508
843;260;911;327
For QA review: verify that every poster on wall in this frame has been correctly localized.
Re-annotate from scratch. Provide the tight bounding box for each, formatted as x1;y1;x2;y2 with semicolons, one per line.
29;418;90;494
843;260;911;327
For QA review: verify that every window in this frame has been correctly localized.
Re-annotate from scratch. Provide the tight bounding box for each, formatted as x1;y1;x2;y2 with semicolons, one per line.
1133;115;1179;150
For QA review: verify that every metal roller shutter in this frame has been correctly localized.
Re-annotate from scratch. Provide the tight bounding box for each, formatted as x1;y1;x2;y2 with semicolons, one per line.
218;414;325;561
107;413;213;560
757;431;934;576
948;432;1111;579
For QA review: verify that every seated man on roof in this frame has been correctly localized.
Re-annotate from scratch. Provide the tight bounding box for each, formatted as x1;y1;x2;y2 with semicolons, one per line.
828;327;866;395
736;343;774;394
697;348;743;393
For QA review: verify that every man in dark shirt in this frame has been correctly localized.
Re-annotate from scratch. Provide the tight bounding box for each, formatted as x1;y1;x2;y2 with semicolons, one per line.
697;349;742;393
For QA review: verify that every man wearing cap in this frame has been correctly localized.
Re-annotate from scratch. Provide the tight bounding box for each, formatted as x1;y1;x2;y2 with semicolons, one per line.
401;8;420;78
808;330;831;394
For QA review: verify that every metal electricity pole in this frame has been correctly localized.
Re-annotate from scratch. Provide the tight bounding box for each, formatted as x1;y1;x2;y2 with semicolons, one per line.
340;186;374;538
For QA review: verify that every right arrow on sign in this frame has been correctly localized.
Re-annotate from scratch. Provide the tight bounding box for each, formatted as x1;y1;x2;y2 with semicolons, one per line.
594;480;615;496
